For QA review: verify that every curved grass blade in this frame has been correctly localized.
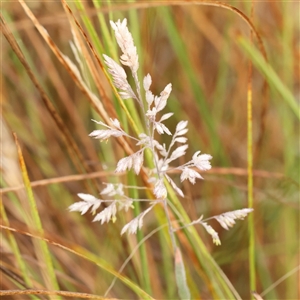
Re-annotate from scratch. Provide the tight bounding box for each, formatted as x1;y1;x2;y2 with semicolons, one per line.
0;224;154;299
238;37;299;120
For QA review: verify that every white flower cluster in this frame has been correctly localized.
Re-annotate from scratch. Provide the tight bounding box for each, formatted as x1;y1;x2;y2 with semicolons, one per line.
214;208;254;230
69;184;134;225
188;208;254;245
69;19;253;243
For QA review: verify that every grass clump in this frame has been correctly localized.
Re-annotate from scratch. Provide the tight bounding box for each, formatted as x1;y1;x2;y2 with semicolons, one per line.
1;1;299;299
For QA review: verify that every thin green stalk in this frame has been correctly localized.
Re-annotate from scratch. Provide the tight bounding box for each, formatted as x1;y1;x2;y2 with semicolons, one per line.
256;241;278;299
91;0;116;57
13;134;60;298
281;2;299;282
166;181;242;299
0;199;39;300
247;87;255;294
247;6;256;293
160;7;229;165
128;172;152;294
158;227;175;298
73;0;105;55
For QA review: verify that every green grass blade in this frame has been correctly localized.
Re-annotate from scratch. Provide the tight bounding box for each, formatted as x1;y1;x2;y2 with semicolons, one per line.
128;172;152;295
238;37;300;120
175;247;191;300
160;7;229;165
73;0;105;55
166;181;241;299
0;199;39;300
14;134;61;298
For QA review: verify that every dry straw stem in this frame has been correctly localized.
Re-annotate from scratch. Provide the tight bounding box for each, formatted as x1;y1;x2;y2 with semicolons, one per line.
252;292;264;300
61;1;119;121
23;20;99;164
0;289;114;299
60;0;137;132
17;0;154;191
0;224;154;300
0;167;288;195
17;0;109;125
247;2;255;294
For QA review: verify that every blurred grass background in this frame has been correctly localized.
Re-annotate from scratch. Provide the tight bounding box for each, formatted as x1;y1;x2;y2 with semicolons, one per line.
1;1;299;299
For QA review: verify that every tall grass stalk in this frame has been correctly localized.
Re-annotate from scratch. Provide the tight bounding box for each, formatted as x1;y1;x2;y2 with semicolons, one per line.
247;3;256;296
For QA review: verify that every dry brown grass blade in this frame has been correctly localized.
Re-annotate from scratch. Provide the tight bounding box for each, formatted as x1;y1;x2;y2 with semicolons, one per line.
0;170;115;194
16;0;144;178
0;167;289;194
60;0;140;136
0;13;95;191
18;0;134;141
0;289;112;299
16;0;150;195
254;80;269;164
23;26;100;165
61;3;118;121
0;264;30;290
0;260;49;292
252;291;264;300
17;0;110;125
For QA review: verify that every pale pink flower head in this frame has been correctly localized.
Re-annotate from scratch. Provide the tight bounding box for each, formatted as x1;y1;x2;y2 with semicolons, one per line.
192;151;212;171
110;19;139;73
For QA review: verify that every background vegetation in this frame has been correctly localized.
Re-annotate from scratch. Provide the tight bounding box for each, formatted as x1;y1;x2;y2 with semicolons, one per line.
1;1;299;299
